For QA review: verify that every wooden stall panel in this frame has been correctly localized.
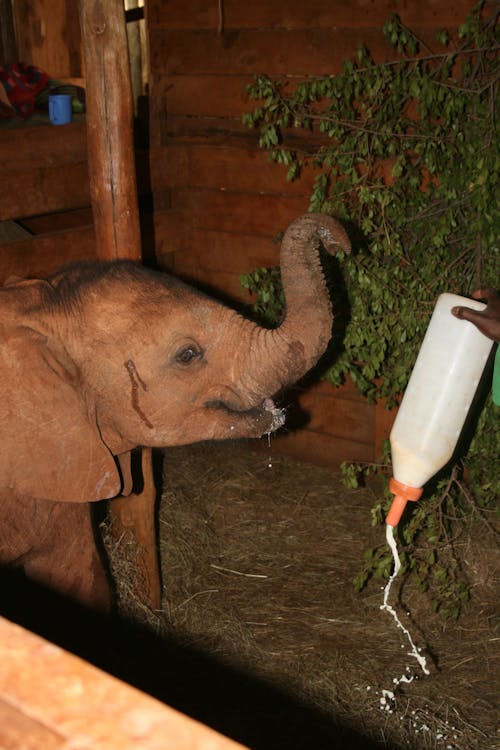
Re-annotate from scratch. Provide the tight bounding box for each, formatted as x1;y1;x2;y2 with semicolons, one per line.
270;426;376;467
149;0;476;30
269;379;389;466
172;188;308;237
154;213;280;275
150;144;317;195
0;122;88;171
0;701;63;750
1;163;90;221
0;123;89;221
150;27;404;78
12;0;82;78
0;226;96;283
0;616;247;750
160;74;255;118
295;380;375;445
156;189;310;302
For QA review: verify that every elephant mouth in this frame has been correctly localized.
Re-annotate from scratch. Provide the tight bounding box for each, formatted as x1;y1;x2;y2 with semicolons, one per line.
205;397;286;434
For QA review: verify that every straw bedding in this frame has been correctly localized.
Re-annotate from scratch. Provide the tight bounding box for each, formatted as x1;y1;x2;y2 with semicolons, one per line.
107;440;499;750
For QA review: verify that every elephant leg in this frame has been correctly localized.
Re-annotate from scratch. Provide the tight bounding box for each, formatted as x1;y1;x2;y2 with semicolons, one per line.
0;495;111;612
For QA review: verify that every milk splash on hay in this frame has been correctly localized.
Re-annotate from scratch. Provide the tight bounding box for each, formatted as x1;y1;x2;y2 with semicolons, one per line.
266;432;273;468
265;400;286;468
376;524;430;713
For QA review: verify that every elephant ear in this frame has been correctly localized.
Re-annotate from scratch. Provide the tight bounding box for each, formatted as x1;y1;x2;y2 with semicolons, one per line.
0;324;122;503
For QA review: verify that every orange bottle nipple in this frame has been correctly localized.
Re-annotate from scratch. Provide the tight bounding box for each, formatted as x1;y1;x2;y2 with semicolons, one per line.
386;477;423;526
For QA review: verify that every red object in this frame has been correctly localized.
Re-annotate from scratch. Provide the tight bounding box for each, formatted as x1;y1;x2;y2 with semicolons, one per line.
0;63;50;118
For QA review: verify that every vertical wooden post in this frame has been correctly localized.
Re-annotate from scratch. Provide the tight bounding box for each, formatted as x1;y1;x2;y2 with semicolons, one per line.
79;0;161;610
78;0;140;261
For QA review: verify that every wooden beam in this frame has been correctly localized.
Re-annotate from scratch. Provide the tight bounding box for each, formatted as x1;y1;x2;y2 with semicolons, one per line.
0;225;96;284
78;0;161;610
0;0;18;63
0;616;247;749
79;0;141;261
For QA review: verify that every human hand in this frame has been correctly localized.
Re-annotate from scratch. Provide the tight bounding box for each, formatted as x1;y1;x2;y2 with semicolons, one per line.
451;288;500;342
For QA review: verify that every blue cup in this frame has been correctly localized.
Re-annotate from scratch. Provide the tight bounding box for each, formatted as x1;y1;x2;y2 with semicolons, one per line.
48;94;72;125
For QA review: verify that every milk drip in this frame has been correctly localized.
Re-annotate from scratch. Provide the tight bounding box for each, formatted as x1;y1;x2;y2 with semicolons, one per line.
386;293;494;526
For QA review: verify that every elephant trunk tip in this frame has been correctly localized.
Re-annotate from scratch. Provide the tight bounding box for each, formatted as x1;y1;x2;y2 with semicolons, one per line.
285;212;351;258
310;213;351;256
317;221;351;256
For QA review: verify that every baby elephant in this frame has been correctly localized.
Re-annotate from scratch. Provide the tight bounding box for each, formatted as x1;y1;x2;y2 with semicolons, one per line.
0;213;350;609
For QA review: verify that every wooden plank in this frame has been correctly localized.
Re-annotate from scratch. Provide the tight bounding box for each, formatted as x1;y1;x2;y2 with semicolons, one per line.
149;27;442;77
0;701;64;750
164;107;379;156
0;165;90;221
251;377;379;466
0;156;151;224
276;381;395;467
164;113;257;147
0;616;247;750
170;187;309;236
148;0;476;30
160;74;256;117
0;122;88;171
0;0;18;62
292;382;375;445
270;427;375;466
0;220;31;243
0;123;89;221
154;181;346;301
297;377;372;404
162;112;358;163
149;144;318;196
12;0;79;78
154;216;281;273
18;207;93;235
175;267;258;304
152;210;187;259
0;226;96;283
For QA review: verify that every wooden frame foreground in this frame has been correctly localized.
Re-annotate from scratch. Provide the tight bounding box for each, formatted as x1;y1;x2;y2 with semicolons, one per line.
0;616;247;749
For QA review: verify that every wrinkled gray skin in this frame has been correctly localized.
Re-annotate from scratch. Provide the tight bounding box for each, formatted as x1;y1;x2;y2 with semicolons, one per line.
0;213;350;608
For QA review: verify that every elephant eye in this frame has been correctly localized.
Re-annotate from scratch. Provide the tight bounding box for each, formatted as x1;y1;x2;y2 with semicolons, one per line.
175;344;203;366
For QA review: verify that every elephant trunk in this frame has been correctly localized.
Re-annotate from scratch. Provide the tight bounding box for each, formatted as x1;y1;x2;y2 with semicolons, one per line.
241;213;351;402
278;212;350;375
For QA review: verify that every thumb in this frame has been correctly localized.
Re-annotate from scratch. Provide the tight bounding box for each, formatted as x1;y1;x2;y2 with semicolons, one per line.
451;305;478;323
451;305;496;340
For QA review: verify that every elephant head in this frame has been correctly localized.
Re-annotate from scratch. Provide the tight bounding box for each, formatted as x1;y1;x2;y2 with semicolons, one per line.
0;213;350;505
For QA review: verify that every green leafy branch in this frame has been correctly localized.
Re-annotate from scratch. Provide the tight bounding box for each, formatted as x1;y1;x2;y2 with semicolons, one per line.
241;3;499;617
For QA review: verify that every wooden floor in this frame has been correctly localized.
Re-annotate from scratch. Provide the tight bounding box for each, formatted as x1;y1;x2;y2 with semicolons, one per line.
0;616;246;750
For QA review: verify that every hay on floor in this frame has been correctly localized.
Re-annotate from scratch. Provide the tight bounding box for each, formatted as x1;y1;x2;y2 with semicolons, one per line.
107;440;499;750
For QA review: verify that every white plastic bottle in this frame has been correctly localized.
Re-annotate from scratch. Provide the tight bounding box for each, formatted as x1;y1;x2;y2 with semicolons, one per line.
386;293;494;526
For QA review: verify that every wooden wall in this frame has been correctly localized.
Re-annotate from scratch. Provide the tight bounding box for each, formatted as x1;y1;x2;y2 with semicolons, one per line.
146;0;476;465
147;0;475;296
11;0;82;77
